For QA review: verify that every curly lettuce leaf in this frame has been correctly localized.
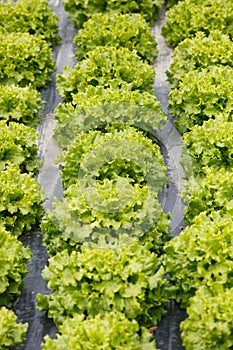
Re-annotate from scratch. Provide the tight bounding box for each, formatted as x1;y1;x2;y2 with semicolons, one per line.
41;181;171;255
74;13;158;63
63;0;164;28
162;0;233;48
182;115;233;172
0;84;42;126
0;120;40;173
164;211;233;308
0;226;31;306
169;66;233;133
0;0;60;46
56;46;155;101
0;165;45;237
54;87;167;148
0;32;56;88
0;307;28;349
182;167;233;224
167;31;233;87
165;0;183;8
37;241;174;326
42;312;157;350
59;126;167;192
181;286;233;350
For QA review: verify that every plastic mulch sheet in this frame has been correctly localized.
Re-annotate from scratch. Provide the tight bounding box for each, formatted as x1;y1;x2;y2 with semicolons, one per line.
12;2;187;349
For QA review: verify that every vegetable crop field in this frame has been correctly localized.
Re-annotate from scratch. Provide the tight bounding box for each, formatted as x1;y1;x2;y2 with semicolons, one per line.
0;0;233;349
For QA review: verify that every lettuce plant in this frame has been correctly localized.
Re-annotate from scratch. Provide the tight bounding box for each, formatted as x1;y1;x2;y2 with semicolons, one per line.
0;226;31;306
43;126;170;254
167;31;233;87
42;312;157;350
56;46;155;101
0;32;56;88
0;120;40;173
0;84;42;126
182;115;233;172
0;165;45;237
182;168;233;224
164;211;233;308
73;13;158;63
165;0;182;8
63;0;164;28
162;0;233;48
59;126;167;192
0;307;28;349
181;286;233;349
169;66;233;133
41;183;171;255
37;240;173;326
0;0;60;46
54;87;167;148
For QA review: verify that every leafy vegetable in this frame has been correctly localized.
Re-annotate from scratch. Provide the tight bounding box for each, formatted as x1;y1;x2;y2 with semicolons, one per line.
180;286;233;350
58;126;167;192
0;0;60;46
37;240;173;326
73;13;158;63
164;211;233;308
169;66;233;133
0;120;40;173
54;87;167;148
162;0;233;48
167;31;233;87
41;183;170;255
0;165;45;237
56;46;155;102
0;84;42;126
182;115;233;172
42;312;157;350
0;225;31;306
182;168;233;224
44;127;169;254
63;0;164;28
0;32;56;88
43;125;170;254
165;0;183;8
0;307;28;349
